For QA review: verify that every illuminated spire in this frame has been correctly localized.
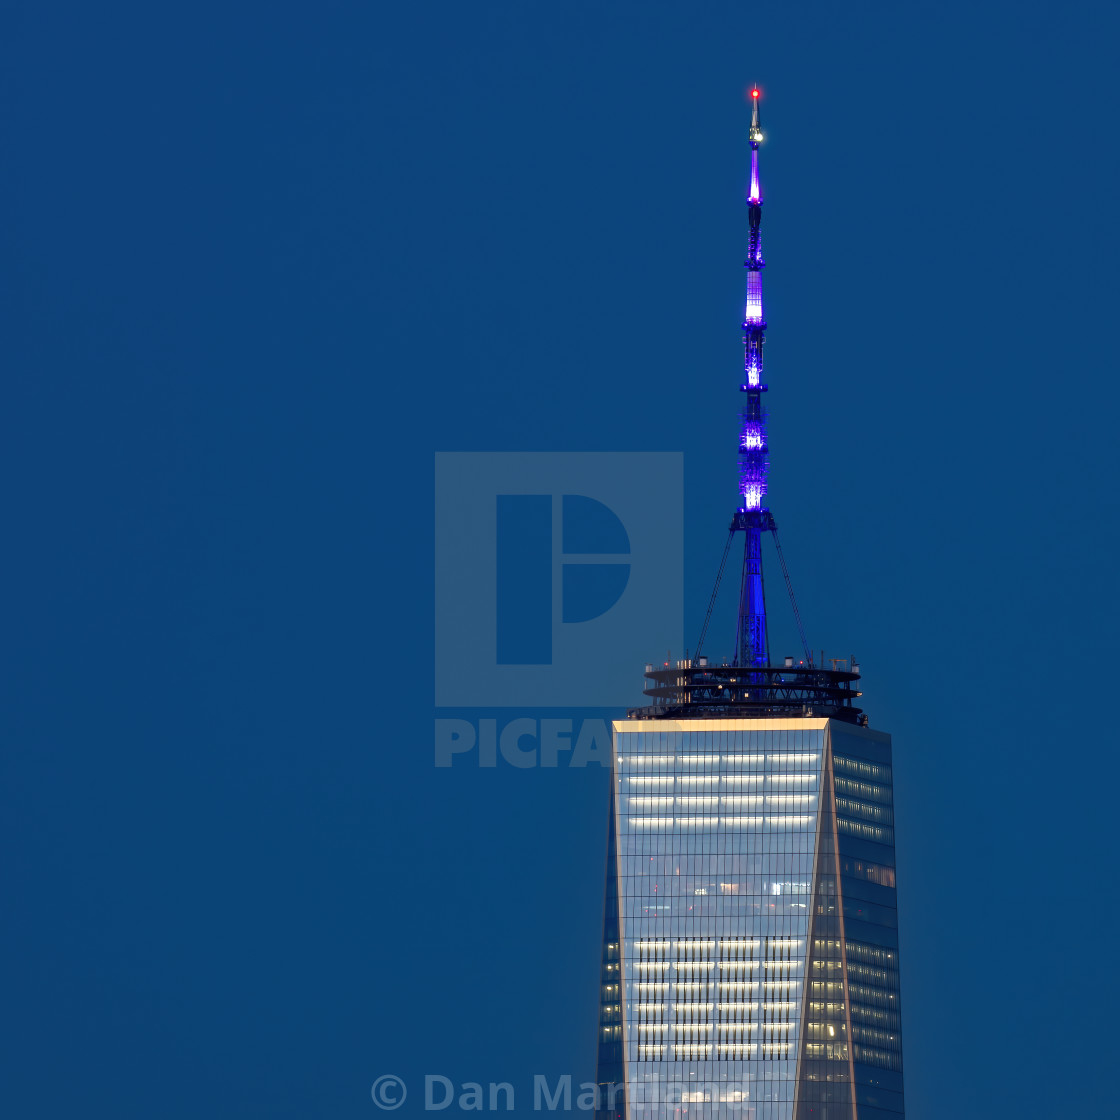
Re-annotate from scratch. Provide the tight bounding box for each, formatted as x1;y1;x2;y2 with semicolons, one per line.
748;88;763;201
735;87;771;668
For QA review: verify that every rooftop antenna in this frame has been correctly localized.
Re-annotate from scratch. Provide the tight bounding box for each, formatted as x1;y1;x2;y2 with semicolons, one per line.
734;84;770;669
695;87;814;670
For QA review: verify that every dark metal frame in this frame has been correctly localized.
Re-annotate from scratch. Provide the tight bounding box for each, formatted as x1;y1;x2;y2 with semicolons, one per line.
629;662;865;724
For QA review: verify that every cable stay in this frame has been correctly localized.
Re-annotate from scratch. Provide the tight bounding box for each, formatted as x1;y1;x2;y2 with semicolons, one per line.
693;528;735;660
772;527;813;667
693;523;814;669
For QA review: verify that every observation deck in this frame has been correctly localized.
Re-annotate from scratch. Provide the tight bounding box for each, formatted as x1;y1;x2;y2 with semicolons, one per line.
628;658;866;724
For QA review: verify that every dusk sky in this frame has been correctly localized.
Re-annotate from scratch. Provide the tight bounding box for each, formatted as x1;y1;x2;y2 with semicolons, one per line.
3;2;1118;1117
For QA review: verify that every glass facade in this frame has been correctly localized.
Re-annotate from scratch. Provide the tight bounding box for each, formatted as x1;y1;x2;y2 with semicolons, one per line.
596;718;904;1120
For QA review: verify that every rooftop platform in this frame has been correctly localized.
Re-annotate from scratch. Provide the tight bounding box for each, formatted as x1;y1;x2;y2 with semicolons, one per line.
628;659;866;725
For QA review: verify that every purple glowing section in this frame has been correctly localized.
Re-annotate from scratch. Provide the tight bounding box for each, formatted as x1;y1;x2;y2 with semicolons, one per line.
736;93;769;519
746;230;764;268
739;424;764;450
744;271;764;323
738;436;768;510
740;483;764;511
744;337;763;388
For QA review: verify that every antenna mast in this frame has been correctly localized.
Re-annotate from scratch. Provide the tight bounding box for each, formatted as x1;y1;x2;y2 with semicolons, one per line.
733;87;774;668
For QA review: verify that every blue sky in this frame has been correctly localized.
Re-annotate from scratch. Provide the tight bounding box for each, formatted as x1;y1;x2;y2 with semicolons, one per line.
3;2;1118;1116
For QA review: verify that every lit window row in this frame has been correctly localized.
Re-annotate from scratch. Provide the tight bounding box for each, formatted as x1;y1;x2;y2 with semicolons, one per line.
845;962;897;986
630;794;815;808
663;976;797;994
833;776;892;805
850;1025;900;1049
633;1042;795;1061
630;938;800;952
831;756;892;783
717;1023;793;1034
852;1044;902;1070
836;818;893;844
627;774;814;787
636;1023;795;1037
626;815;813;828
618;753;819;767
633;1000;800;1014
847;983;898;1007
803;1042;849;1061
844;942;897;968
843;860;896;887
834;796;893;825
849;1005;900;1030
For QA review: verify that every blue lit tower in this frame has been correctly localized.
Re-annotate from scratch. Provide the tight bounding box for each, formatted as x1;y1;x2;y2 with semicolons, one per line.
734;87;772;669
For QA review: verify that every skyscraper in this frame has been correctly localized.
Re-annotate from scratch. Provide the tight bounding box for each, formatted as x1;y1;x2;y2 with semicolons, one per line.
595;92;905;1120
